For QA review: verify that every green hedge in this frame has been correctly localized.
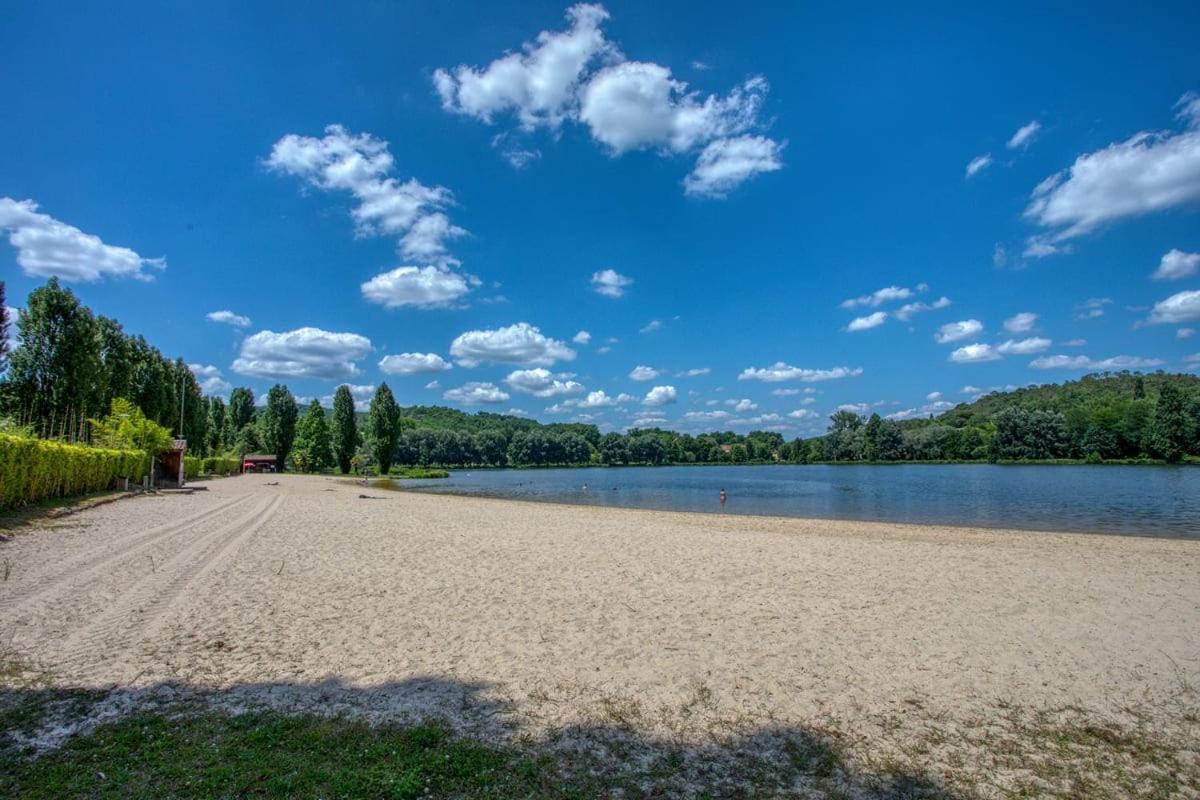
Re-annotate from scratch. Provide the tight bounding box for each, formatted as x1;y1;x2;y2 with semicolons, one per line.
184;455;242;479
0;433;148;510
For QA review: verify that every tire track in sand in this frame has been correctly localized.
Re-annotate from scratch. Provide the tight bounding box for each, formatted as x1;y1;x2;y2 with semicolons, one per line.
0;494;253;615
55;494;284;681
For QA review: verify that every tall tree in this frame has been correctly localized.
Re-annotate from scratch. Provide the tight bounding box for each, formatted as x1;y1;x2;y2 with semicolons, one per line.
228;387;255;432
0;280;9;374
367;382;400;474
1152;382;1187;463
206;396;227;454
292;399;333;472
174;358;206;449
3;278;102;440
331;384;358;474
258;384;299;469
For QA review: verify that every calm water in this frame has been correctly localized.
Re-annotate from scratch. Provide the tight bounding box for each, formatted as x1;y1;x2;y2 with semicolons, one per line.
397;464;1200;537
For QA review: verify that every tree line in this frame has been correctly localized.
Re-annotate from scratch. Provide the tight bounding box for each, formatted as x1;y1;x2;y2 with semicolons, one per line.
3;279;1198;473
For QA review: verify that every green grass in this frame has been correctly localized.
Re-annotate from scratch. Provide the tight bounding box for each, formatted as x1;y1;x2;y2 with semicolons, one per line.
387;466;451;479
0;708;588;800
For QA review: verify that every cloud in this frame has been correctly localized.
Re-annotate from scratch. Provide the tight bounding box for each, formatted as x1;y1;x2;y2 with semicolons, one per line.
927;391;943;401
1023;235;1071;259
378;352;452;375
684;410;732;422
188;364;232;396
506;407;530;417
232;327;373;379
1003;312;1038;333
995;337;1052;355
266;125;464;264
738;363;862;383
949;344;1001;363
841;285;920;309
639;319;663;333
578;390;625;408
1178;328;1196;340
443;382;511;405
434;4;781;196
677;367;710;377
787;408;817;419
1062;339;1087;347
591;268;632;297
993;244;1007;267
1152;249;1200;281
642;385;677;406
1146;289;1200;325
425;380;441;390
683;135;784;197
846;311;887;332
1029;354;1165;370
573;330;592;344
360;265;478;309
206;310;251;328
965;153;992;178
627;365;660;381
504;368;584;397
1075;297;1112;319
1024;93;1200;242
1007;120;1041;149
886;400;955;421
893;297;950;321
935;319;984;344
728;398;756;412
0;197;165;282
450;322;575;367
771;387;815;397
433;3;615;129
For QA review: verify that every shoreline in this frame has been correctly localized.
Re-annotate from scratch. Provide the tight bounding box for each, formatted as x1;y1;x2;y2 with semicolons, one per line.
393;479;1200;542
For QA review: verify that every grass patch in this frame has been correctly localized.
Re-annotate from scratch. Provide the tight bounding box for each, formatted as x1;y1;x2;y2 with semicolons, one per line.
0;708;589;799
388;467;450;479
0;490;129;534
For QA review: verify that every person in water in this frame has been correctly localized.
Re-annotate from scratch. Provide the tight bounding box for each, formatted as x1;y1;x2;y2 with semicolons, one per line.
719;488;727;508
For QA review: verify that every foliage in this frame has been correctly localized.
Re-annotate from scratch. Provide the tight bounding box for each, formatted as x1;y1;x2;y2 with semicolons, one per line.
184;455;241;479
0;280;8;374
258;384;298;470
0;432;147;510
291;400;333;473
228;387;255;434
88;398;174;456
367;383;401;474
388;466;450;478
232;424;261;457
331;384;358;474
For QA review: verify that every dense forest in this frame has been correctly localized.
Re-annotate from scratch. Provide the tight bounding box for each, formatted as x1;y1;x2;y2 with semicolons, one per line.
2;279;1199;475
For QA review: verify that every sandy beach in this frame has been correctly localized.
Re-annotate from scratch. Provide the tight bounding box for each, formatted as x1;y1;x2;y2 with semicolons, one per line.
3;474;1199;794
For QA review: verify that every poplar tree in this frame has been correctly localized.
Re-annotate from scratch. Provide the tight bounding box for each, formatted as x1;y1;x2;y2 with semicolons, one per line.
331;384;358;474
367;382;400;475
259;384;298;469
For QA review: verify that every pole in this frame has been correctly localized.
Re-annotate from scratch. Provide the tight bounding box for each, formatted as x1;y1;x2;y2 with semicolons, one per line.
179;371;185;438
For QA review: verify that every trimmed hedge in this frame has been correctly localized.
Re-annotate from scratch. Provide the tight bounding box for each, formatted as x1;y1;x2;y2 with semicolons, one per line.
184;455;242;479
0;433;148;510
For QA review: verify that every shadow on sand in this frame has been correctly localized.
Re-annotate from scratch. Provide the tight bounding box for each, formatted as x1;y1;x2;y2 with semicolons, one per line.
0;674;961;799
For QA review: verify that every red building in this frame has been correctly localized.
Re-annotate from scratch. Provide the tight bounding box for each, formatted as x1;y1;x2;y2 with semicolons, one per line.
242;453;277;473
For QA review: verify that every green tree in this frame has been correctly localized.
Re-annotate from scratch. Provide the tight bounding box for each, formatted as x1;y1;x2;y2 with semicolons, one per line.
1151;382;1187;463
367;383;400;474
89;397;175;457
331;384;358;474
292;399;333;472
228;387;255;433
233;424;261;457
0;280;9;374
4;278;102;440
206;396;227;454
258;384;299;469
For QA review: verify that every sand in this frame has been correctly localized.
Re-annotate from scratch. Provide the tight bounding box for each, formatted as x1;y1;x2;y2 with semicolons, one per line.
3;474;1199;791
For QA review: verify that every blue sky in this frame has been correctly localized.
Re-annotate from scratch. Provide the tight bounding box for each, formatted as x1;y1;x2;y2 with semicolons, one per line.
2;1;1199;435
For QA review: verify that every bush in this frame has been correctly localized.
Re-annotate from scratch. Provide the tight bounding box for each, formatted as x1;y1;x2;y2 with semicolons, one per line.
184;455;242;479
387;466;450;479
0;432;147;510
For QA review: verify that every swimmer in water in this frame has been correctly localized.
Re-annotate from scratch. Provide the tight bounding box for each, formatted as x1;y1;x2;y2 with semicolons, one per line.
720;488;727;508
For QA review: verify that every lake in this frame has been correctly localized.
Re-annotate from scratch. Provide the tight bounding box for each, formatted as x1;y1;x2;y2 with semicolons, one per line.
396;464;1200;537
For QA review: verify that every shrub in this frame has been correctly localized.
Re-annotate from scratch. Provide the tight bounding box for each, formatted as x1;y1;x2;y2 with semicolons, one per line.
184;455;242;479
0;432;147;510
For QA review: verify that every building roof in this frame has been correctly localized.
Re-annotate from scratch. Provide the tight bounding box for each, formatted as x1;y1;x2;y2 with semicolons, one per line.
243;453;277;461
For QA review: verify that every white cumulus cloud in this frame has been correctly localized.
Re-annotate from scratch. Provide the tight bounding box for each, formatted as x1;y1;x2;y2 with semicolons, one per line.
206;310;251;328
0;197;165;282
1003;312;1038;333
1152;249;1200;281
1029;354;1164;370
591;268;633;297
847;311;887;332
1024;92;1200;242
1147;289;1200;325
360;265;478;309
683;135;784;197
642;385;677;406
738;363;862;383
504;368;584;397
995;337;1052;355
573;330;592;344
232;327;373;380
450;322;575;367
628;365;659;381
935;319;984;344
444;382;510;405
378;352;452;375
188;364;232;396
949;344;1001;363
